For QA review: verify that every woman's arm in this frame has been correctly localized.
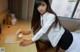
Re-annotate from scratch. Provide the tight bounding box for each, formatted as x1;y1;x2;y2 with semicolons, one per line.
20;39;34;46
19;14;56;46
20;30;31;35
32;14;55;42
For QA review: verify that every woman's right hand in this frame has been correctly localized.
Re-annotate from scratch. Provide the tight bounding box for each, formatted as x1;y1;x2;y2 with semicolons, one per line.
20;31;31;35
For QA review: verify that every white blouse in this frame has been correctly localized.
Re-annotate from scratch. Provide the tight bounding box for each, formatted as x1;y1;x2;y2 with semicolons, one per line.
32;12;65;47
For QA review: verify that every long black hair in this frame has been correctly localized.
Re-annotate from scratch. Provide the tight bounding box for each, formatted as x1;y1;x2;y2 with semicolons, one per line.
31;0;60;32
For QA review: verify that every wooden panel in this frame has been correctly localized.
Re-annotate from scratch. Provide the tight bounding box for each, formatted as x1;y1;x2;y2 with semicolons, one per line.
0;0;8;14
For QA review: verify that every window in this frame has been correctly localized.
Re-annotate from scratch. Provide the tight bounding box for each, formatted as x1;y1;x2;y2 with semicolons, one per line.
73;1;80;19
51;0;80;19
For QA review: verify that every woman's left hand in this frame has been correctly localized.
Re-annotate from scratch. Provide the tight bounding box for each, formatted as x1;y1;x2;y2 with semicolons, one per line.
20;39;32;46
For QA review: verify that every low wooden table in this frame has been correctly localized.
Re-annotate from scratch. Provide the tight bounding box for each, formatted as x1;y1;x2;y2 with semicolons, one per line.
0;20;37;52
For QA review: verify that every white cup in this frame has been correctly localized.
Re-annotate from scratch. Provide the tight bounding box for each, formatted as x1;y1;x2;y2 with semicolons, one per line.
11;14;15;17
11;19;17;25
17;33;23;38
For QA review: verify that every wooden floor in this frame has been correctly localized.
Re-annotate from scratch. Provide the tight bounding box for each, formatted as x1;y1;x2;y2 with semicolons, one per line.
0;20;37;52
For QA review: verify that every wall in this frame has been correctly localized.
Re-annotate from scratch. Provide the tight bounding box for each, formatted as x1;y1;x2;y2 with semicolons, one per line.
0;0;8;14
22;0;35;20
28;0;35;20
22;0;29;20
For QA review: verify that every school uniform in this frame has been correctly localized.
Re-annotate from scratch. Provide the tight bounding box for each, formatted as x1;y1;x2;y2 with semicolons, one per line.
31;12;80;52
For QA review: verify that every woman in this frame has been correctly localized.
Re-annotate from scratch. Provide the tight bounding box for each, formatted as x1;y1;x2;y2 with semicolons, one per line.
19;0;80;52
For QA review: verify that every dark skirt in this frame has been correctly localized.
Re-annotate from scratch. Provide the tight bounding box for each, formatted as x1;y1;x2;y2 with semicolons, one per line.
58;28;73;50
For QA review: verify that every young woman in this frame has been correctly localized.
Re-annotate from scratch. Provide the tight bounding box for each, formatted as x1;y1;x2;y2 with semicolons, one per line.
19;0;80;52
